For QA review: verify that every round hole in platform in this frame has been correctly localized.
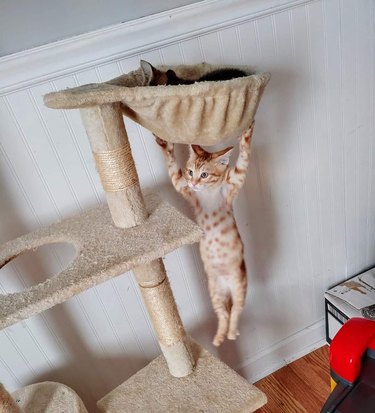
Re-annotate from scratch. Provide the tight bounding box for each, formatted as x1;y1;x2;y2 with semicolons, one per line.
0;242;77;294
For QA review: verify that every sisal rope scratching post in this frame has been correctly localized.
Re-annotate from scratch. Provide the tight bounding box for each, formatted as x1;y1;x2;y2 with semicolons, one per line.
80;103;147;227
80;102;194;377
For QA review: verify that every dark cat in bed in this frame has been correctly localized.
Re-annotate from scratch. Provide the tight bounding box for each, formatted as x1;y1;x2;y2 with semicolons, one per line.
140;60;247;86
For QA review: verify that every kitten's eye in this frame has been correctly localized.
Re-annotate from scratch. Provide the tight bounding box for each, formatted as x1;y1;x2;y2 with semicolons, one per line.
200;172;208;178
188;169;193;176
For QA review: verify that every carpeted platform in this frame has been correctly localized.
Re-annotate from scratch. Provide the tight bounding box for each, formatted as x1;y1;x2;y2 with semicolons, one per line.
97;340;267;413
0;194;202;330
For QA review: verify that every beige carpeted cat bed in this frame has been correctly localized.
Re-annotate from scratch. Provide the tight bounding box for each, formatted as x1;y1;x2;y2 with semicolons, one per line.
1;63;269;412
0;382;88;413
44;63;270;144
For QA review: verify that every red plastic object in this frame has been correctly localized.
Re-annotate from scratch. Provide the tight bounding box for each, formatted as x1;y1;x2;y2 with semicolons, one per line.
330;318;375;384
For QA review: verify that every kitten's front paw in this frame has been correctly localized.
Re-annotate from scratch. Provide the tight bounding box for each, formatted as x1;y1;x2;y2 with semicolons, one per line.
155;136;168;147
154;136;174;153
239;121;255;146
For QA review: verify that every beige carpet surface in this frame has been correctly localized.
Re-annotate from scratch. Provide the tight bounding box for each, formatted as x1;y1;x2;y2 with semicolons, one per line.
97;340;267;413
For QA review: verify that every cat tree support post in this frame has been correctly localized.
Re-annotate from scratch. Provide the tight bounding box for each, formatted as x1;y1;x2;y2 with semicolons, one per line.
79;102;194;377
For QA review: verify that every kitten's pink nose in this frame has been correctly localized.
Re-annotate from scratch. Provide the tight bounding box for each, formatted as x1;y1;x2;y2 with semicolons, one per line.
192;180;198;186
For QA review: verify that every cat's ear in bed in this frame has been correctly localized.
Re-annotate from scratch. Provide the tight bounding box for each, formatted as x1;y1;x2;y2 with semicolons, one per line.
140;60;168;85
140;60;155;84
212;146;234;165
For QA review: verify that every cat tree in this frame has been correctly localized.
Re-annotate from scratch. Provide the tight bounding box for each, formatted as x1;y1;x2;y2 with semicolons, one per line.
0;63;270;412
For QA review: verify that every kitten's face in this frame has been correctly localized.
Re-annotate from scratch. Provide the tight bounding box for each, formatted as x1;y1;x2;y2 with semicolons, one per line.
184;145;233;191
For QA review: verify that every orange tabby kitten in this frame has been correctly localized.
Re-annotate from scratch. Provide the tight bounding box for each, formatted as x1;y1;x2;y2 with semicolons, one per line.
155;121;254;346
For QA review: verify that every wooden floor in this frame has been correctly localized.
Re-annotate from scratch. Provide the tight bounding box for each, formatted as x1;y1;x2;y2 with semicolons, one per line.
255;346;330;413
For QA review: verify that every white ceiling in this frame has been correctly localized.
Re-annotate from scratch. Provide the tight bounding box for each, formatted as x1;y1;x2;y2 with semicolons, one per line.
0;0;202;57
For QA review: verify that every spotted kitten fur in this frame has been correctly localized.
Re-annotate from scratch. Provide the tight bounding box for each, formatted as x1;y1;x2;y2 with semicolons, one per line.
155;121;254;346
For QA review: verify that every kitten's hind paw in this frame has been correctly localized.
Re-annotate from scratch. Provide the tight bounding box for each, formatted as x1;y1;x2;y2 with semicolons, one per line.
227;330;240;340
213;334;225;347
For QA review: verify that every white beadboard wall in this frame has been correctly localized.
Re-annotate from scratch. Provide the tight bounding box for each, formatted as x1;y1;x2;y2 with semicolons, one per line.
0;0;374;410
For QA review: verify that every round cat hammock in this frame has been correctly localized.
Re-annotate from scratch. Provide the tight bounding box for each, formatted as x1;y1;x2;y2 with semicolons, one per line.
1;63;269;412
44;63;270;144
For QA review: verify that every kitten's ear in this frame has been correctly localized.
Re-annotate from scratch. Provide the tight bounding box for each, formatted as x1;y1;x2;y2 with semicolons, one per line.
190;145;206;157
212;146;234;166
140;60;156;85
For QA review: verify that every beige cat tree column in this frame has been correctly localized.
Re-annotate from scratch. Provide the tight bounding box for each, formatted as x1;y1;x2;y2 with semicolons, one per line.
79;102;194;377
0;63;270;412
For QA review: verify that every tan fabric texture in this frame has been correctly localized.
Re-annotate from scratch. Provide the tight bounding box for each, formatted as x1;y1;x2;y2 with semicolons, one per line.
0;194;202;330
44;64;270;145
11;382;88;413
97;339;267;413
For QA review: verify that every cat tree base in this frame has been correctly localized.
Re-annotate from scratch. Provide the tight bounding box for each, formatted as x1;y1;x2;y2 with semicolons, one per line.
97;340;267;413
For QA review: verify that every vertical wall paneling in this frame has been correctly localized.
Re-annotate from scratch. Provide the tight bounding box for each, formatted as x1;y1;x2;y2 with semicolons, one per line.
1;0;374;410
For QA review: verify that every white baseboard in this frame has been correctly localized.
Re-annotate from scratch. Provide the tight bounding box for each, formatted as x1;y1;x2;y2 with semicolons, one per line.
238;319;326;383
0;0;317;95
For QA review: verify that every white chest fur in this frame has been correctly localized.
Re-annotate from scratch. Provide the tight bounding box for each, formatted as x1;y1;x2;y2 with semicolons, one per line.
195;186;226;212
